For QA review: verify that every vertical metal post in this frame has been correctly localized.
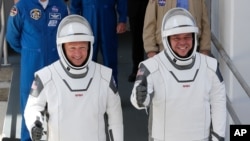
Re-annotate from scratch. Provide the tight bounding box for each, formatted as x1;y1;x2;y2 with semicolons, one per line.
1;0;10;66
0;0;3;65
3;36;9;66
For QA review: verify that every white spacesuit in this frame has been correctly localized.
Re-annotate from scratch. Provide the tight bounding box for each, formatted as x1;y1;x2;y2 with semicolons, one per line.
24;15;123;141
130;8;226;141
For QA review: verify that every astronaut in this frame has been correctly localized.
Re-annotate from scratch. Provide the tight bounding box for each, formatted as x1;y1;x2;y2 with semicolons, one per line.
6;1;68;140
70;0;127;84
130;8;226;141
24;15;123;141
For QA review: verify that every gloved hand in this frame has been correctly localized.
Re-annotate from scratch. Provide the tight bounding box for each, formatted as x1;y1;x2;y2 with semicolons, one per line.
136;85;148;107
31;119;43;141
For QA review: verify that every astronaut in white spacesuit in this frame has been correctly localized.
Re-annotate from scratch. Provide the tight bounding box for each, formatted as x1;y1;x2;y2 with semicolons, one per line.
24;15;123;141
130;8;226;141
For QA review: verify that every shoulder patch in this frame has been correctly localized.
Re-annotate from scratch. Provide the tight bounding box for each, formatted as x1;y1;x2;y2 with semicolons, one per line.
10;6;18;16
30;8;42;20
30;75;44;97
136;63;150;86
30;66;52;97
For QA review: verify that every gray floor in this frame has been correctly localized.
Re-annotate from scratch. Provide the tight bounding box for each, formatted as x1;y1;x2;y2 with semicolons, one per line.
117;32;148;141
1;31;149;141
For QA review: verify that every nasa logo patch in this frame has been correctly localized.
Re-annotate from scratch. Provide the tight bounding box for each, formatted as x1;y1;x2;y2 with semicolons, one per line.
158;0;166;6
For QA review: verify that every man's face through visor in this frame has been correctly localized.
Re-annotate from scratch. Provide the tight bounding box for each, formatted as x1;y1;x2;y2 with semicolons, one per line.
63;41;91;67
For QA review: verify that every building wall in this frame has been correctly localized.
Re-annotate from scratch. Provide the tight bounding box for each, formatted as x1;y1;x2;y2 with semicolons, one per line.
211;0;250;140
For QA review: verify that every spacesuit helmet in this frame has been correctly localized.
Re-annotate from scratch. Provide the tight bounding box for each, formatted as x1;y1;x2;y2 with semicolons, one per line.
56;15;94;76
161;8;199;66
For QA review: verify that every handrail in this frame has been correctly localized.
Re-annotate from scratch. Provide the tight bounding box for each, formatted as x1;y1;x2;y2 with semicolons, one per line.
0;0;3;64
0;0;9;67
211;33;250;99
211;33;250;124
226;97;241;124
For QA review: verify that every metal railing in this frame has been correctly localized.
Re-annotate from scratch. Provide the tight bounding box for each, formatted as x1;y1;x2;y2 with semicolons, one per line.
211;33;250;124
0;0;9;67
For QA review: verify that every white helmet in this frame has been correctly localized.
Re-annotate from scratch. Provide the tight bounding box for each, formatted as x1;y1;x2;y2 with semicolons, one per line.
56;15;94;76
161;8;199;66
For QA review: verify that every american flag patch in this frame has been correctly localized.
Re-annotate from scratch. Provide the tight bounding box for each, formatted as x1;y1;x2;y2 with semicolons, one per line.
137;69;144;76
31;81;37;90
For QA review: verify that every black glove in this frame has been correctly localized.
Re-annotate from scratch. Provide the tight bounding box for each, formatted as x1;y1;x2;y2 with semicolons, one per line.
136;85;148;107
31;119;43;140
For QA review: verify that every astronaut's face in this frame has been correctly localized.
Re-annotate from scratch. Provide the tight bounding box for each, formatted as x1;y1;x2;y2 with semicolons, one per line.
64;41;89;67
169;33;193;57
